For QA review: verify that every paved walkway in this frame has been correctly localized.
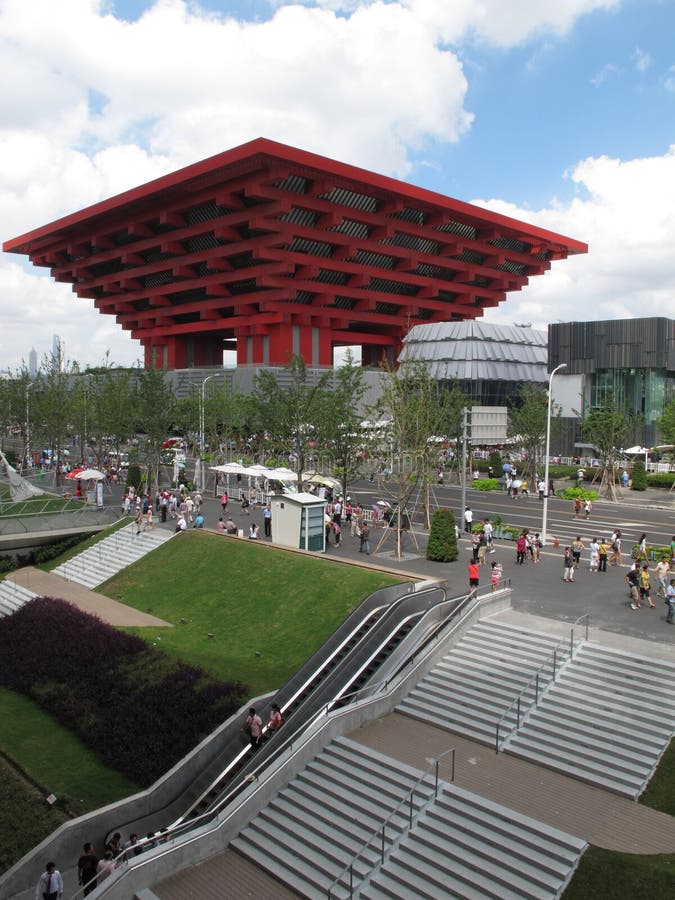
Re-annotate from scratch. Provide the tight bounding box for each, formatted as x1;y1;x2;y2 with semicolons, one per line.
7;567;172;627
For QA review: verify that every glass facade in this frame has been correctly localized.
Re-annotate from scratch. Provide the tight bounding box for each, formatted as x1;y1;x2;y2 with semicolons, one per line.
591;368;668;424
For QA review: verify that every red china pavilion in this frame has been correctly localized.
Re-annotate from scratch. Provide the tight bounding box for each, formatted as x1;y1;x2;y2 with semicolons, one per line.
4;138;587;369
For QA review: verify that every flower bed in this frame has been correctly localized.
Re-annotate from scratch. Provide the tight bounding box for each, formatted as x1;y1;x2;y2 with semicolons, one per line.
0;598;247;786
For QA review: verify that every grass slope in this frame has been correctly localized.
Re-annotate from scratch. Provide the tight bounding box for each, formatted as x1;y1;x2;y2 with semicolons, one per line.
101;531;403;695
0;758;69;876
0;688;138;812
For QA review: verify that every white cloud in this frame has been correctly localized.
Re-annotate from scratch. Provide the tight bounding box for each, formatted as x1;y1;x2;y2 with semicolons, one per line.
302;0;621;47
590;62;620;86
664;65;675;93
633;47;652;73
0;0;665;373
480;146;675;330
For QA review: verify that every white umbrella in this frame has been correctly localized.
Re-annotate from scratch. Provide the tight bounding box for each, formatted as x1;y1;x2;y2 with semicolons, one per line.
67;468;106;481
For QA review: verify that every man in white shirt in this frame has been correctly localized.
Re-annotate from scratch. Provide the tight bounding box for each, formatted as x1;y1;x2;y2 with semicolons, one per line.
464;506;473;533
35;862;63;900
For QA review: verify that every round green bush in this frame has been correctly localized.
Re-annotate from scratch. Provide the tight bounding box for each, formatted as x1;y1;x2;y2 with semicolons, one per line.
427;508;458;562
630;460;647;491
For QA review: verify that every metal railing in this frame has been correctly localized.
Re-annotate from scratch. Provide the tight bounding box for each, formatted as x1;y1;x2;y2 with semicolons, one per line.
327;746;456;898
495;616;591;753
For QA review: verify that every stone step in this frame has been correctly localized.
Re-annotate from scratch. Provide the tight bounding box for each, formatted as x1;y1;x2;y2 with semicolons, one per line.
521;706;667;755
505;739;644;797
509;723;650;780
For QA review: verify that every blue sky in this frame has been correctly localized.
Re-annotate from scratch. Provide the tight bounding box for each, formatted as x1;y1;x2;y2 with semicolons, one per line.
1;0;673;369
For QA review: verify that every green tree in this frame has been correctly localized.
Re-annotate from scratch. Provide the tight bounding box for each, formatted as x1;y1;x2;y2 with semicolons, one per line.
507;384;553;484
373;360;465;555
251;355;332;481
29;352;77;485
320;352;367;500
657;397;675;446
132;367;179;492
426;508;458;562
582;398;631;500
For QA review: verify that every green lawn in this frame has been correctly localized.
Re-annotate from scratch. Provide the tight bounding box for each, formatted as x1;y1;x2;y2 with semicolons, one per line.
563;847;675;899
640;738;674;817
100;530;403;695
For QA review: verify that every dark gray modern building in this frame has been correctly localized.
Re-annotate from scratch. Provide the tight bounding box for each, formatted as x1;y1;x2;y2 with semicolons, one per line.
549;317;675;454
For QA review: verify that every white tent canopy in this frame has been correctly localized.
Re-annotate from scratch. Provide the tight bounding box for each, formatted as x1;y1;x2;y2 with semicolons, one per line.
210;463;298;482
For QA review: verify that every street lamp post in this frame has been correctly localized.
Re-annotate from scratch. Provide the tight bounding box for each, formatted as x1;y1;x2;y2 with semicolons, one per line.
83;373;92;464
24;381;36;474
541;363;567;546
199;374;217;491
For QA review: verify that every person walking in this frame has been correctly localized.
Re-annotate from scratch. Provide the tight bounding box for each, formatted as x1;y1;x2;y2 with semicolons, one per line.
571;536;585;570
636;533;648;562
464;506;473;533
627;565;641;609
563;547;575;582
589;538;600;573
639;564;655;608
573;497;582;518
584;498;593;519
77;843;99;897
608;530;622;566
36;862;63;900
666;578;675;624
598;538;610;572
490;561;503;592
359;523;371;555
468;560;480;596
654;557;670;599
515;532;527;565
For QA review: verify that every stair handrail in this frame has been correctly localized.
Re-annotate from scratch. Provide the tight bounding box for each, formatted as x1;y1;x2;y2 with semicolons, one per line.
570;613;590;654
494;622;587;754
326;745;456;899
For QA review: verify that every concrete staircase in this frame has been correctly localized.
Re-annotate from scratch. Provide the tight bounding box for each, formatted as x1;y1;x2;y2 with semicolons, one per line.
396;620;573;745
365;783;586;900
50;522;173;589
504;643;675;798
230;736;586;899
0;579;37;617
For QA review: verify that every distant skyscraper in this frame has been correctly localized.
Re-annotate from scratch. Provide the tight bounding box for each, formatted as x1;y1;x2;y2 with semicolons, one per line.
28;347;38;376
52;335;62;372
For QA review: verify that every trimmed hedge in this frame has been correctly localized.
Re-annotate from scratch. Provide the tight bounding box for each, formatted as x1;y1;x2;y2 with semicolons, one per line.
561;487;598;501
647;473;675;488
0;598;247;786
472;478;503;491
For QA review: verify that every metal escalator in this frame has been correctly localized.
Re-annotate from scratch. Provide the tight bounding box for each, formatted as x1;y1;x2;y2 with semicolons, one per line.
100;582;418;844
172;585;445;825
